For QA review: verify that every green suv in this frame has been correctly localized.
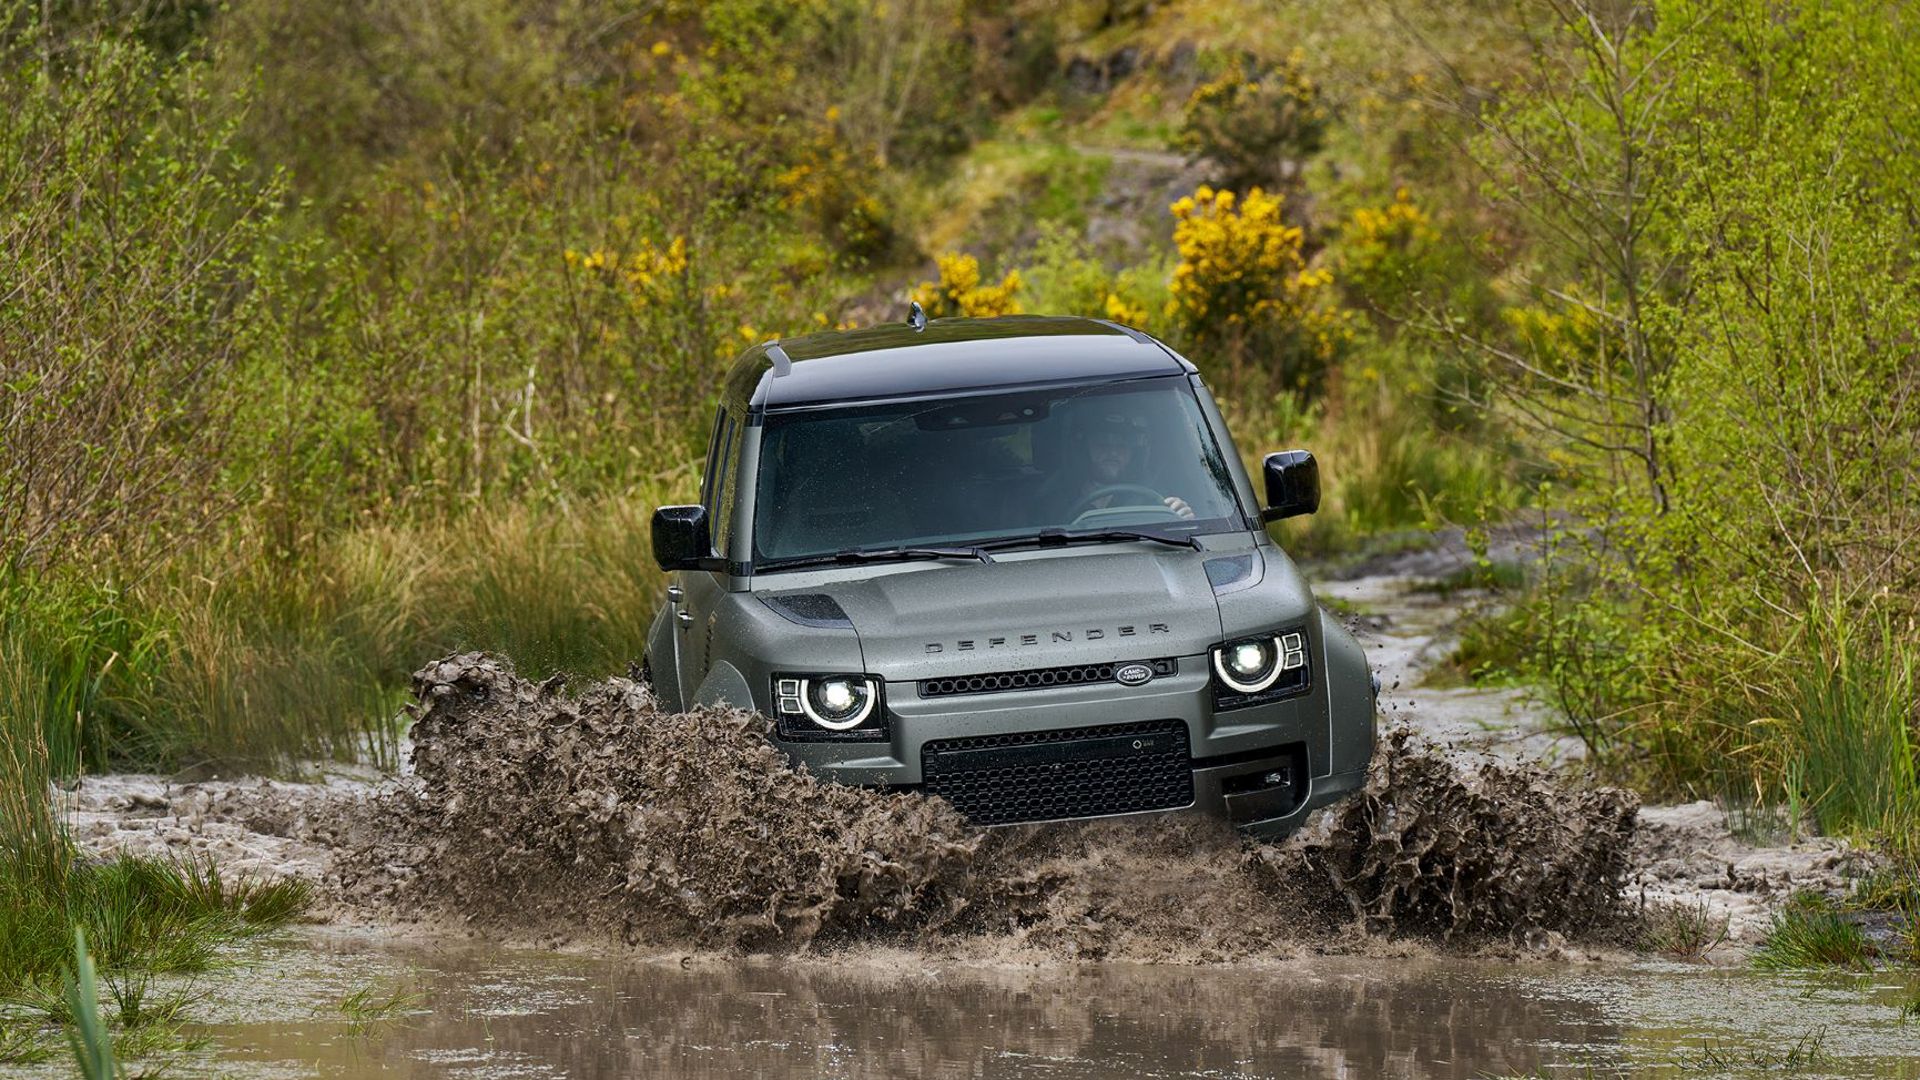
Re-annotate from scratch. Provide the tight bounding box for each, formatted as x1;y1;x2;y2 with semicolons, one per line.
644;313;1376;836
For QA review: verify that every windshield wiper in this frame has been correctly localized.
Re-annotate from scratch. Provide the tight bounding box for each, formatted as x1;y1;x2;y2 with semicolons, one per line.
981;527;1203;553
763;545;995;571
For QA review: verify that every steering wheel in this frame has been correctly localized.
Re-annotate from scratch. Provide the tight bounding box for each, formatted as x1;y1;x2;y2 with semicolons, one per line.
1067;483;1170;521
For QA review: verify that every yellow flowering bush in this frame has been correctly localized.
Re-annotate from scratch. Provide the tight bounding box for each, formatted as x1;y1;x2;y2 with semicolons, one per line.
773;112;897;262
1177;52;1328;190
563;234;689;312
912;252;1023;318
1104;292;1149;327
1167;185;1347;390
1336;189;1442;314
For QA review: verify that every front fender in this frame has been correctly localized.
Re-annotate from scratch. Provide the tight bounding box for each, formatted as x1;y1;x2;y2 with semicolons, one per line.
693;660;756;711
1319;606;1377;775
644;603;685;711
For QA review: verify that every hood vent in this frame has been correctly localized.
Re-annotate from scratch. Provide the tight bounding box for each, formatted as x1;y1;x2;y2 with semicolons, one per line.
759;593;854;629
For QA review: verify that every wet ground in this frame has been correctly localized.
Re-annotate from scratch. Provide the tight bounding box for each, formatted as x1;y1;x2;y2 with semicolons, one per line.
37;547;1904;1076
19;931;1917;1079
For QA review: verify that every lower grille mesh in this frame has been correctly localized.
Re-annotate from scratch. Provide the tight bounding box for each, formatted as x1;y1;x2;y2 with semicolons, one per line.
921;718;1194;825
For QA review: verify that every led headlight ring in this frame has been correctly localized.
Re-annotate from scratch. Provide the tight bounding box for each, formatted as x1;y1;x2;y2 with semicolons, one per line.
1213;638;1282;694
798;676;876;730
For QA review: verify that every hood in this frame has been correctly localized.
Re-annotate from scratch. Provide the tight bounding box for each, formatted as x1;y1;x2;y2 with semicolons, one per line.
819;548;1225;678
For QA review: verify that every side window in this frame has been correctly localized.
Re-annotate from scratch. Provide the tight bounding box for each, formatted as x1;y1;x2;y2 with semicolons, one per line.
713;412;747;552
702;407;737;549
698;406;726;511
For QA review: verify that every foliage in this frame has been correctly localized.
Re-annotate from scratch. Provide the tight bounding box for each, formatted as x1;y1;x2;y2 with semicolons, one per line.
63;930;116;1080
1176;50;1328;190
1433;0;1920;830
0;25;281;575
773;110;899;262
912;252;1024;318
1167;185;1348;395
1334;189;1442;319
1016;224;1168;330
335;983;425;1036
1752;894;1875;972
7;0;1912;887
1637;899;1730;961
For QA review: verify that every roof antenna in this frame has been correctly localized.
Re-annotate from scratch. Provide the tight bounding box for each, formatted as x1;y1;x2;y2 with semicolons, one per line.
907;300;927;332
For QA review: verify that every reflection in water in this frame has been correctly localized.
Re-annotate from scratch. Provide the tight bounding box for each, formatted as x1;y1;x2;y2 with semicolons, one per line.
150;935;1920;1079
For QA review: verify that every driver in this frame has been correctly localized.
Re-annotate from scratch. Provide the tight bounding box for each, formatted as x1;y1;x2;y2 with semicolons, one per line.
1047;409;1196;522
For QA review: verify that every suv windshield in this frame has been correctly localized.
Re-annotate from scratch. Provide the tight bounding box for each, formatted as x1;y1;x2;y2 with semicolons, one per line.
753;378;1247;566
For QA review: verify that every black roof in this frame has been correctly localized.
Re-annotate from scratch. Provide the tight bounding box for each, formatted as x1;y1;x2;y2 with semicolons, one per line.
722;315;1194;412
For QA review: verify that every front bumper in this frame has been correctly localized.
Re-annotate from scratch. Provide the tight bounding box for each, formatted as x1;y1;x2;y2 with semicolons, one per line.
772;650;1372;836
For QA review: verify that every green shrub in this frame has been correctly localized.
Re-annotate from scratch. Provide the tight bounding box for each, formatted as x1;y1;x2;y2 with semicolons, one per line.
1176;51;1328;190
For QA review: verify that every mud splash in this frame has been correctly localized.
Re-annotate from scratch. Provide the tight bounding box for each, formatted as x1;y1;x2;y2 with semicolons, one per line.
1276;727;1637;940
331;655;1639;958
334;655;985;948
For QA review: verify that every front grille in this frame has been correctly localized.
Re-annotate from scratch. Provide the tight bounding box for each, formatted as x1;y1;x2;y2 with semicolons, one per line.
921;718;1194;825
919;658;1177;698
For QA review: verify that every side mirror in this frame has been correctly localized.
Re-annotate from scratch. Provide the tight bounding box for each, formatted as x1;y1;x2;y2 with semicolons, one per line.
651;505;713;572
1261;450;1320;523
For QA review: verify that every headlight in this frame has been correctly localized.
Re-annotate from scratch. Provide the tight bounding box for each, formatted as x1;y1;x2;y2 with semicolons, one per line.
773;674;882;736
1211;631;1308;696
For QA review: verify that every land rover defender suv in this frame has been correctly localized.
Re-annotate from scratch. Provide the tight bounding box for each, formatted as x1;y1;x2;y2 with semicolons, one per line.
643;313;1376;837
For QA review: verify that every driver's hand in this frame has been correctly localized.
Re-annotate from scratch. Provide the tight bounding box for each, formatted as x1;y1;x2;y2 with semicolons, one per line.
1164;496;1195;520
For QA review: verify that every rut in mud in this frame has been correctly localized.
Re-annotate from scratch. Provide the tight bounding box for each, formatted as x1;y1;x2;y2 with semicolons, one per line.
329;654;1638;957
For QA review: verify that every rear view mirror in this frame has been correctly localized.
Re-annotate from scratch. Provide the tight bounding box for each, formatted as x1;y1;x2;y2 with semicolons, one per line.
1261;450;1320;523
651;505;712;571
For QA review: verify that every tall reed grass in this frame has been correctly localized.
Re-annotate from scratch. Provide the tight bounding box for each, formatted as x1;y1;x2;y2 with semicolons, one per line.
0;486;685;779
1783;604;1920;855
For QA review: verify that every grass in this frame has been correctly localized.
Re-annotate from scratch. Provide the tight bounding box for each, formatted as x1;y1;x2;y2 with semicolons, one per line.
1638;899;1731;961
334;984;425;1036
64;930;116;1080
1667;1029;1829;1072
0;493;656;1066
1;488;683;780
2;707;311;1061
0;846;313;989
906;138;1112;261
1785;604;1920;854
1421;603;1535;690
1753;895;1876;972
0;1017;55;1064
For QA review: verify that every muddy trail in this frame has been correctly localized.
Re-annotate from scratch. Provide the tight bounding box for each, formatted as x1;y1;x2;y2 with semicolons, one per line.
57;554;1872;963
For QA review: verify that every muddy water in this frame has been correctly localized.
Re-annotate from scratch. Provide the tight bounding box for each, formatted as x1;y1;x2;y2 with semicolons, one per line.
88;932;1920;1078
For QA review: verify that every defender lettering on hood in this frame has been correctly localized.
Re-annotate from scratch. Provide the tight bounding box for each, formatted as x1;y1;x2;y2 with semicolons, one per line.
923;622;1171;654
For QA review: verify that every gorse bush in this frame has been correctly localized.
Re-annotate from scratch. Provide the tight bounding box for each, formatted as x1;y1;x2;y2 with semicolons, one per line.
1168;185;1349;396
912;252;1024;318
1177;50;1328;190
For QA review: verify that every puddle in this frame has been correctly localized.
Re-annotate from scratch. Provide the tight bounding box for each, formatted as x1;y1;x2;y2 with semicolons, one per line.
12;931;1918;1079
